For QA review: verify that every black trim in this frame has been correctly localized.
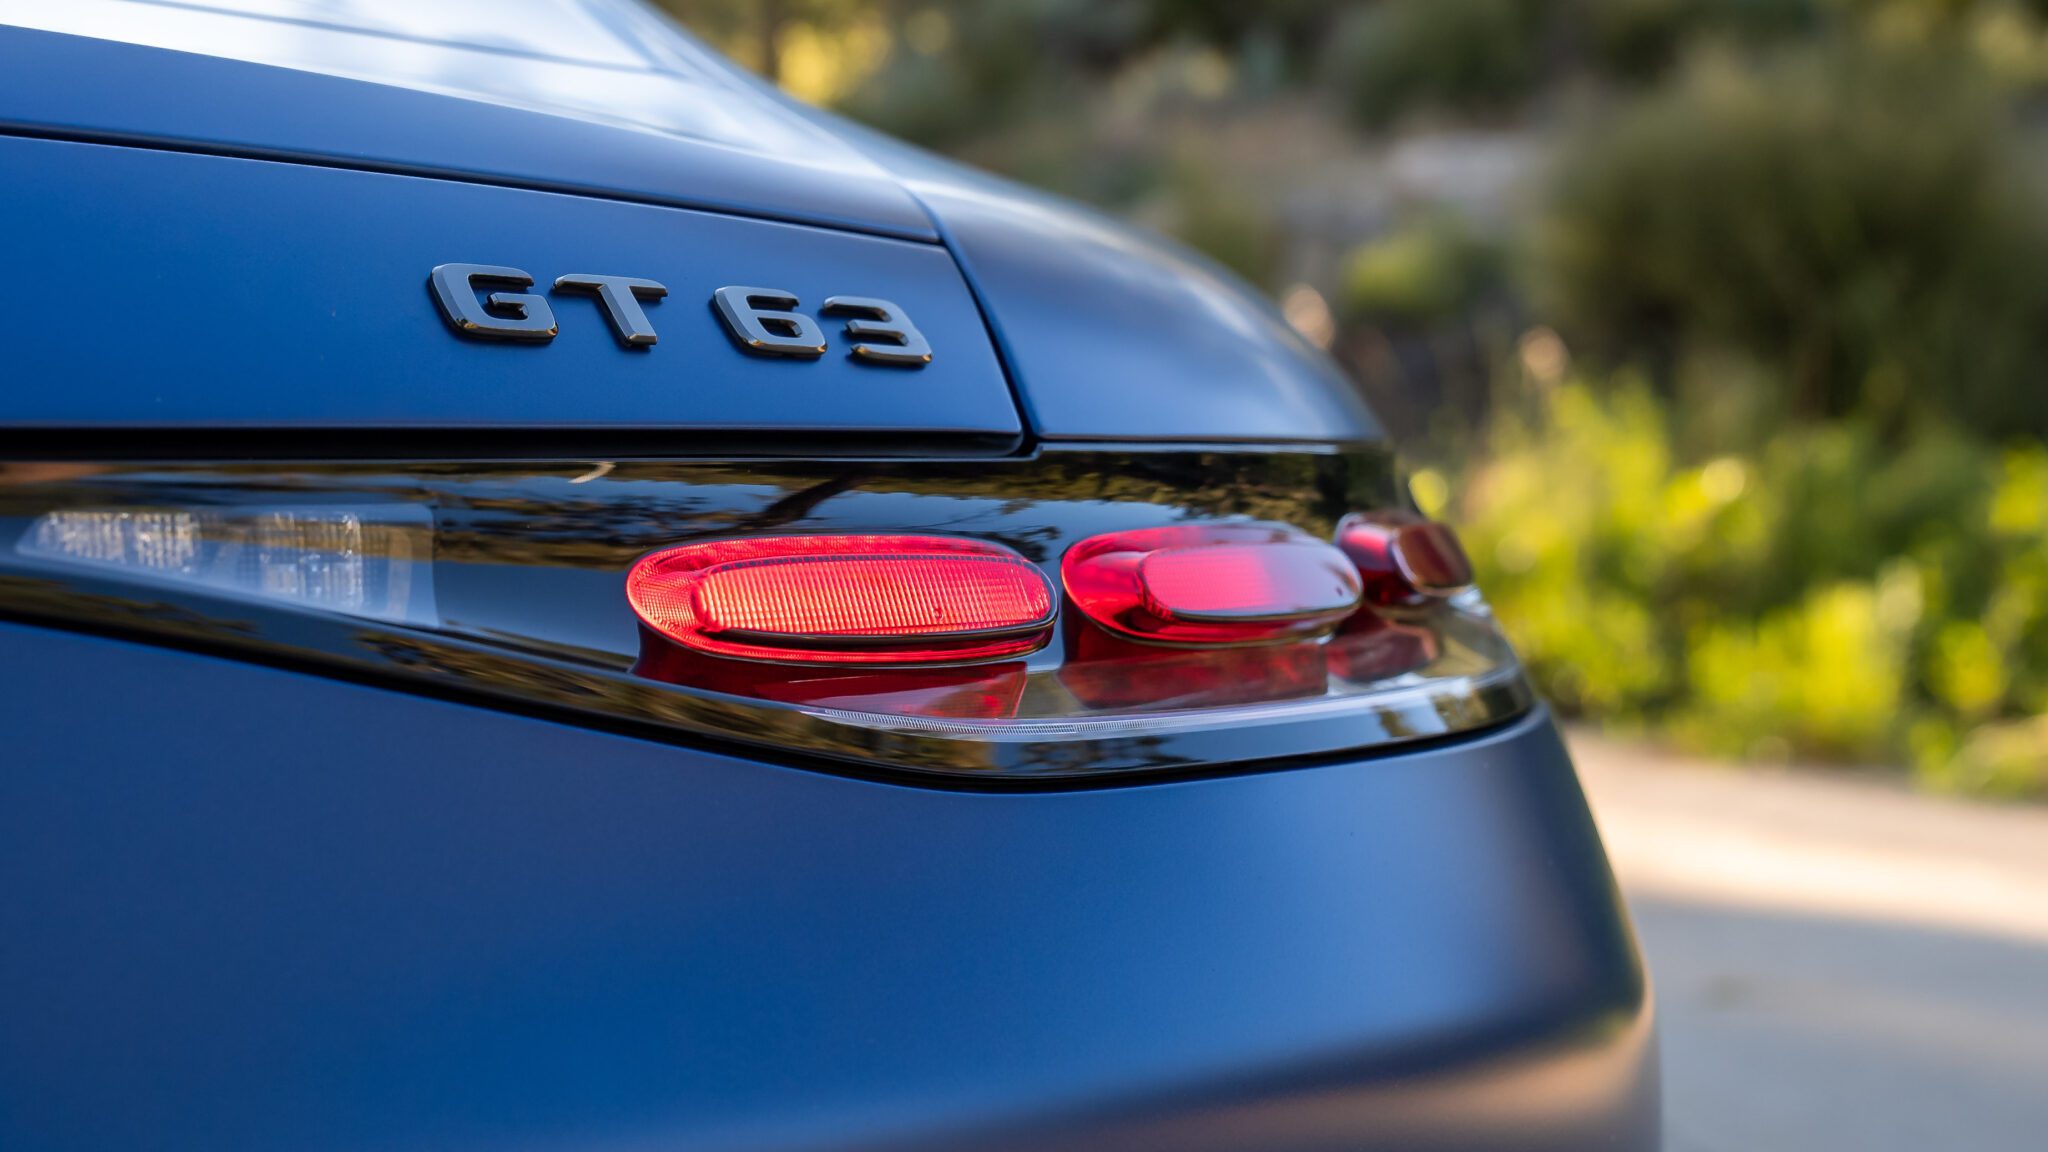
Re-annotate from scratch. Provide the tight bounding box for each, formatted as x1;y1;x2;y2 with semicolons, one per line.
0;606;1541;794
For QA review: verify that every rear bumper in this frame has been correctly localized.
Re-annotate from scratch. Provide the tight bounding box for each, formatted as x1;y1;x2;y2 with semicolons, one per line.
0;621;1656;1151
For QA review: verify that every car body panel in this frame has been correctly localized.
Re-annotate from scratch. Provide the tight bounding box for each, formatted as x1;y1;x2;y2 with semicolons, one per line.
898;171;1380;442
0;621;1654;1152
0;4;1653;1148
0;2;1379;442
0;13;936;240
0;135;1018;439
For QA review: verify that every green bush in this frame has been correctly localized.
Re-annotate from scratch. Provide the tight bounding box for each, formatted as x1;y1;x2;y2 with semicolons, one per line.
1330;0;1546;127
836;6;1052;149
1579;0;1819;80
1675;578;1914;761
1340;213;1499;321
1454;377;2048;795
1531;39;2048;437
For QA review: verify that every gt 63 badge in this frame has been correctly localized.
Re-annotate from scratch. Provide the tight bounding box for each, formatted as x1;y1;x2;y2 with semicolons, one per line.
429;264;932;367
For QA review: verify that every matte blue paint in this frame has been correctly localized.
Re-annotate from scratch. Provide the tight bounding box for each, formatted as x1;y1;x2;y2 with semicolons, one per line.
902;172;1382;442
0;136;1018;436
0;3;1382;442
0;622;1654;1152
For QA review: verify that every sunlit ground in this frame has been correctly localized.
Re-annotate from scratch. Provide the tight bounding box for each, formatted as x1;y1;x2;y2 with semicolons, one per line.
1571;733;2048;1152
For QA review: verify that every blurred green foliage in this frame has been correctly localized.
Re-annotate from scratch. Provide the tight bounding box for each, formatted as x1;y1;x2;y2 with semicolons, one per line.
1534;39;2048;437
1449;379;2048;794
1342;213;1499;321
1579;0;1821;79
662;0;2048;795
1329;0;1545;127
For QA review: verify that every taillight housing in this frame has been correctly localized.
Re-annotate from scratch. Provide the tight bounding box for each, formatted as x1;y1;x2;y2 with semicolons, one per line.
0;451;1528;780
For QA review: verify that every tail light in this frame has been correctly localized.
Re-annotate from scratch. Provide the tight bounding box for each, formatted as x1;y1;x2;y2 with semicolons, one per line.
0;451;1527;780
1336;512;1475;606
627;535;1055;664
1059;629;1329;711
1062;525;1360;645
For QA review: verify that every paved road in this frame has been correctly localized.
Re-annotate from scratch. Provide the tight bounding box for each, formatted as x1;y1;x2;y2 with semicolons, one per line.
1569;733;2048;1152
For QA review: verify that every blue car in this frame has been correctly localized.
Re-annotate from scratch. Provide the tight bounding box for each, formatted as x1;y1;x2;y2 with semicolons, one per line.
0;4;1656;1150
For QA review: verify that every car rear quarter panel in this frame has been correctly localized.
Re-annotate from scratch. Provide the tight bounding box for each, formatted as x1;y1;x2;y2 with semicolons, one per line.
0;621;1655;1152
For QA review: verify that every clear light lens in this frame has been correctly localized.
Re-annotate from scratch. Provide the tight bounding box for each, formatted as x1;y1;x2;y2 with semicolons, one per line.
18;506;435;625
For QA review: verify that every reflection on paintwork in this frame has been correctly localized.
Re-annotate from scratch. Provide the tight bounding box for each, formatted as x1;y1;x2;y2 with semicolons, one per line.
129;0;662;68
0;0;841;157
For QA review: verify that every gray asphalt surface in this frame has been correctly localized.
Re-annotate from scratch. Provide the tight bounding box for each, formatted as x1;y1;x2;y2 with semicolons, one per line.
1569;733;2048;1152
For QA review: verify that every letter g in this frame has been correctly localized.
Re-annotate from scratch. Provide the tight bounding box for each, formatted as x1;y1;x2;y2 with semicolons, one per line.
430;264;558;341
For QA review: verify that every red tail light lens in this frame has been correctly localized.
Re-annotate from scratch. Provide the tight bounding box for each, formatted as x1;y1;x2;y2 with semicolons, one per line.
1062;525;1362;645
628;535;1056;664
1059;627;1328;710
742;665;1030;719
1326;616;1439;683
1335;513;1475;607
633;648;1031;719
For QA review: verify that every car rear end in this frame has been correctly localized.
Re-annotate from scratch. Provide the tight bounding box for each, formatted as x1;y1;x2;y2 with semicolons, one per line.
0;4;1656;1150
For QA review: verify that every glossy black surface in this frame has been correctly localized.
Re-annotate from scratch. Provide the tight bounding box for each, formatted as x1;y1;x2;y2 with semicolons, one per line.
0;622;1654;1152
0;449;1529;779
550;273;669;348
430;263;560;342
821;296;934;366
712;286;831;359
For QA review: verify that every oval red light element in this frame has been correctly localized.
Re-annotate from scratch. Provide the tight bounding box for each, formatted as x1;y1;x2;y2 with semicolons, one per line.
1335;513;1475;606
1062;525;1362;645
628;535;1055;664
